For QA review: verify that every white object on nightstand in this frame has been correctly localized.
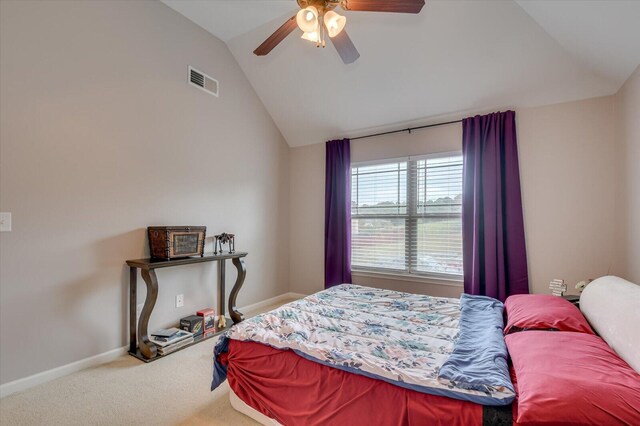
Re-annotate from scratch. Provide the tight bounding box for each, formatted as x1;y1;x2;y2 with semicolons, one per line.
576;279;592;293
0;212;11;232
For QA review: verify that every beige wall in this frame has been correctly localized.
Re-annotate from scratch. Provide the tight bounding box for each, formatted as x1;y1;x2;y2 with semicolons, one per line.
0;0;289;385
289;96;620;297
615;66;640;283
517;97;617;294
289;143;325;296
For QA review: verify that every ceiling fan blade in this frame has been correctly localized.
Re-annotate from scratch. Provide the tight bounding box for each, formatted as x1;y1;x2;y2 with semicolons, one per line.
253;15;297;56
340;0;425;14
330;30;360;64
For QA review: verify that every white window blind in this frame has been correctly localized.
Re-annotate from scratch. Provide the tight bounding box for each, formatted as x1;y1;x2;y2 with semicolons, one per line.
351;153;463;278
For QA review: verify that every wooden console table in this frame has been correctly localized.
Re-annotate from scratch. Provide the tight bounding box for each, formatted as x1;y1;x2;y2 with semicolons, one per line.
126;252;247;362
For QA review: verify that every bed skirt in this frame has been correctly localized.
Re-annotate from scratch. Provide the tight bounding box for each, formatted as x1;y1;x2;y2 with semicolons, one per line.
225;340;512;426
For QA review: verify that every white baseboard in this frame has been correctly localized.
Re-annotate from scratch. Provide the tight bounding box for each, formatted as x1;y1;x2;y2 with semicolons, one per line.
0;346;128;399
0;291;308;399
240;292;306;313
285;292;308;300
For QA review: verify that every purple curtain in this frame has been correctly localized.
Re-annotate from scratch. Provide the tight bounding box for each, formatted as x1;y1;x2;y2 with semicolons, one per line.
462;111;529;301
325;138;352;288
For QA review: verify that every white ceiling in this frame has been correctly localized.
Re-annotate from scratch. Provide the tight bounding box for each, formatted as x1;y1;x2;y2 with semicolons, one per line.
162;0;297;42
515;0;640;85
162;0;640;147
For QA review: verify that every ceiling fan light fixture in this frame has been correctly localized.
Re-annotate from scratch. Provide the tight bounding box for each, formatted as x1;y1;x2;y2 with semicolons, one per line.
301;30;319;43
324;10;346;38
301;29;325;48
255;0;427;62
296;6;319;33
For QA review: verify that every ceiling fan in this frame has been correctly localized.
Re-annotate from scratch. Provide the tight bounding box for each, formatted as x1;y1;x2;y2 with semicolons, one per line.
253;0;426;64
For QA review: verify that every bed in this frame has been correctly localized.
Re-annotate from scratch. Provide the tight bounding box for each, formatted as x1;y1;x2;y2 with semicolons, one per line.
211;278;640;425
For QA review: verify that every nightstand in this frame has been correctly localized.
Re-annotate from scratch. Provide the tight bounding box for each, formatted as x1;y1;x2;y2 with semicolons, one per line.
561;294;580;307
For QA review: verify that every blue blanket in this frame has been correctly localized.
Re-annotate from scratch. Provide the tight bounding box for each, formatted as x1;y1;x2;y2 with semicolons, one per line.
212;334;229;392
437;294;514;404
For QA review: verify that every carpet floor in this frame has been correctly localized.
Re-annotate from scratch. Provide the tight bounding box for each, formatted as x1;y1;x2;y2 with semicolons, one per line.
0;299;298;426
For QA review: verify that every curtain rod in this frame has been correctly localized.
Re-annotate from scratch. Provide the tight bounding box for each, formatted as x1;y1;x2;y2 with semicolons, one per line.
349;119;462;141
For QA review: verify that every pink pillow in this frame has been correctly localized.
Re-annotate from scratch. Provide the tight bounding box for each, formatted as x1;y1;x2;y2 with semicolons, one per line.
504;294;594;335
506;331;640;425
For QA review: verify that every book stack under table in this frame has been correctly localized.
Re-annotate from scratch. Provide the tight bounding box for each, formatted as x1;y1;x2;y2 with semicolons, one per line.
149;328;194;355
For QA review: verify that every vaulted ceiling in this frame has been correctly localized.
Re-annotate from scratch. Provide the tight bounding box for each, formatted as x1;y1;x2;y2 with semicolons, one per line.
162;0;640;147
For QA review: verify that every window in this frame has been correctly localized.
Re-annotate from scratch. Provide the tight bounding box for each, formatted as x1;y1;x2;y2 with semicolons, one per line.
351;153;463;279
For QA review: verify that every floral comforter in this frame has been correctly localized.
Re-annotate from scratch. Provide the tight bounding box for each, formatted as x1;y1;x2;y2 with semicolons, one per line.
212;284;514;405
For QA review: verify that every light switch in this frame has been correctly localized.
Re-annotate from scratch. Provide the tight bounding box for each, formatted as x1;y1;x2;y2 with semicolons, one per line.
0;212;11;232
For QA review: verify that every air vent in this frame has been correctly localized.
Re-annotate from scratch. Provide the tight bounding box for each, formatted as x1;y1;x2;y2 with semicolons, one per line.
189;66;218;97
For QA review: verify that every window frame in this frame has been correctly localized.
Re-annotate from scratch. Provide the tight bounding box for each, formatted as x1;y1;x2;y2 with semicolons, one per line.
350;151;463;284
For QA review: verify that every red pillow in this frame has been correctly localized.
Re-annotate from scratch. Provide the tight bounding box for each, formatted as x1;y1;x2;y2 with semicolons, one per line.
504;294;594;335
506;331;640;425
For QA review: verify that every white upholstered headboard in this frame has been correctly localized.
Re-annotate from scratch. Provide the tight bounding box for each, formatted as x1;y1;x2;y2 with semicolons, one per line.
580;276;640;373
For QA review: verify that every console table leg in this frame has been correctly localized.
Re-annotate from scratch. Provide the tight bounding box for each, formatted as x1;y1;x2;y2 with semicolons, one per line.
229;257;246;324
218;261;226;318
129;267;137;353
138;268;158;359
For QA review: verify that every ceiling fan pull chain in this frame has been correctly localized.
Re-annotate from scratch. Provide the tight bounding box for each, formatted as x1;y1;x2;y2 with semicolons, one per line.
317;12;323;48
316;14;320;48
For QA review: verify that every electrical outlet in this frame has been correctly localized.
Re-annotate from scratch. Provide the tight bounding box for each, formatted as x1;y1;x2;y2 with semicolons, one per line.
136;303;144;319
0;212;11;232
176;294;184;308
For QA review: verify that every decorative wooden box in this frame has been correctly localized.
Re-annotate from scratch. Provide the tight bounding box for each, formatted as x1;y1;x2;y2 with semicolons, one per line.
147;226;206;259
